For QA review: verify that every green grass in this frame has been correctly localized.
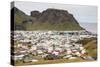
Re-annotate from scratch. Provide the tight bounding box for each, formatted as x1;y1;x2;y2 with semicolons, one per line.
25;22;83;31
76;37;97;58
15;58;94;66
84;40;97;58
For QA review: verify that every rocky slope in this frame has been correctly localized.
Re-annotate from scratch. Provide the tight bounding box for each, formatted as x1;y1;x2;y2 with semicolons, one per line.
11;7;84;30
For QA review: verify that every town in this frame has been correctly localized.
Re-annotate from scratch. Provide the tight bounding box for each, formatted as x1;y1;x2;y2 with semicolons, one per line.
11;30;96;64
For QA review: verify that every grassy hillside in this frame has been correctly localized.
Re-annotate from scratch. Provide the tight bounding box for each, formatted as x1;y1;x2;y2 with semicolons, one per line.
12;7;84;31
13;7;34;24
84;40;97;58
26;22;83;31
76;37;97;59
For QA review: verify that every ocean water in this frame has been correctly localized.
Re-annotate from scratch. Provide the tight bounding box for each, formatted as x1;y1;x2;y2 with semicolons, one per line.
79;23;97;34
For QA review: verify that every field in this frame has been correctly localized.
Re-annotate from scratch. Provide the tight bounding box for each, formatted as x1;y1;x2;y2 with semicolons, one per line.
15;58;95;66
76;37;97;59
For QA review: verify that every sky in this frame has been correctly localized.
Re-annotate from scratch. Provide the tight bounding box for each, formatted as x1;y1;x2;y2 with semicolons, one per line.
14;1;97;34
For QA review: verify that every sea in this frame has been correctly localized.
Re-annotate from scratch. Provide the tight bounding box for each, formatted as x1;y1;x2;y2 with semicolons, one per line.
79;23;97;34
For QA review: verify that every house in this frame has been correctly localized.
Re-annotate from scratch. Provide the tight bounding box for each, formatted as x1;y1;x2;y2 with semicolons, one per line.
51;50;60;55
13;54;25;61
13;31;89;60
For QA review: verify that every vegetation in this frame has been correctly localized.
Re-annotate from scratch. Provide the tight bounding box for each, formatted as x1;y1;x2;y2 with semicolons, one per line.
85;40;97;59
76;37;97;45
76;37;97;59
15;58;94;66
26;22;83;31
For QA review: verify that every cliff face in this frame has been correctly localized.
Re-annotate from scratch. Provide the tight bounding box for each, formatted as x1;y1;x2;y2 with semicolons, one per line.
31;8;79;24
12;7;84;30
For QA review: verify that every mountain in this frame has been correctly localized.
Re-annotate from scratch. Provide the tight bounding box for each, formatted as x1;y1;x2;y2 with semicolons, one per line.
11;7;36;30
11;7;84;31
